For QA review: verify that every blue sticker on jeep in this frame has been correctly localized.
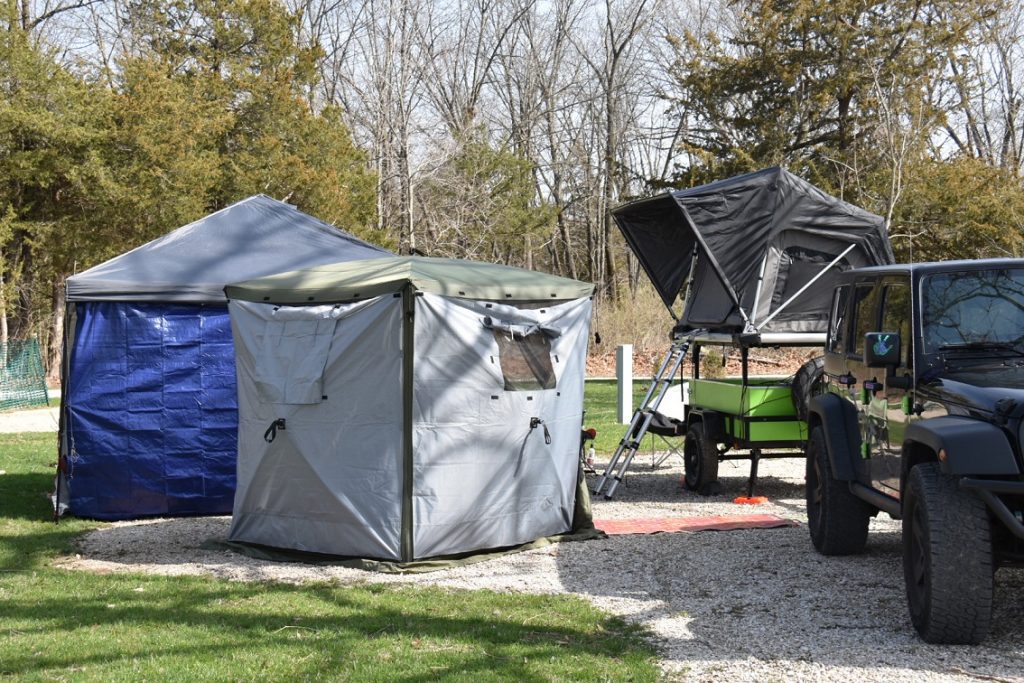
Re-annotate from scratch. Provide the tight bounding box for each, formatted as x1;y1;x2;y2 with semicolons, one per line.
873;334;893;357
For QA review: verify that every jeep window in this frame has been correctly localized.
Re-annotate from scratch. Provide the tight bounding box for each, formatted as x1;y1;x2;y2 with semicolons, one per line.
881;281;911;366
827;285;851;353
851;284;882;356
922;268;1024;352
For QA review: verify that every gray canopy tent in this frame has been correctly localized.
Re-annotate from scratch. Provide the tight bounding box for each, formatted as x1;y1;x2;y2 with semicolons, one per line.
612;166;894;343
225;256;595;563
59;195;389;520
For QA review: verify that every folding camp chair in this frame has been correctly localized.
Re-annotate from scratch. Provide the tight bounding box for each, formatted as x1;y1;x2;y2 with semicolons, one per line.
644;411;685;468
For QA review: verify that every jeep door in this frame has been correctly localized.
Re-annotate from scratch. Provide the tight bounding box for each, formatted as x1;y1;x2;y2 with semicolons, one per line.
847;279;888;487
878;277;912;495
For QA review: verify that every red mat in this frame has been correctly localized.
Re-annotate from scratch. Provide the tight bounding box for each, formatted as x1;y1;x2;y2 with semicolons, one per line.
594;514;798;536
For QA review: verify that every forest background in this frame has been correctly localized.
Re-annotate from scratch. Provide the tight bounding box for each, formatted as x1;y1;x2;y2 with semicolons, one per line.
3;0;1024;381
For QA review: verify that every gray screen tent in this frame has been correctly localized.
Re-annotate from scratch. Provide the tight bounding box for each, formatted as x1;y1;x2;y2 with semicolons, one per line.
225;256;595;562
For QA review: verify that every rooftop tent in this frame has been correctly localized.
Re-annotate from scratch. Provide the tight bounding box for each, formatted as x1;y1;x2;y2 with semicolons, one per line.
612;167;894;338
59;195;390;520
224;256;594;562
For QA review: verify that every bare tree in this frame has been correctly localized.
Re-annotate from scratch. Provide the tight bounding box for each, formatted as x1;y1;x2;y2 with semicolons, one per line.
570;0;659;299
941;0;1024;173
317;0;435;253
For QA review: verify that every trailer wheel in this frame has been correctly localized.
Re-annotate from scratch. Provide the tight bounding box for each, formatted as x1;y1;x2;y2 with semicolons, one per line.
684;423;719;494
805;426;871;555
903;463;993;644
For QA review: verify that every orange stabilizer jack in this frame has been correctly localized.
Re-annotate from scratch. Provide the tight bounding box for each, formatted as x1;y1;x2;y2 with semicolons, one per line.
733;496;768;505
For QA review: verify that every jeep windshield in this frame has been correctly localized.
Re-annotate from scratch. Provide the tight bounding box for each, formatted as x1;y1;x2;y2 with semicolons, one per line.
923;268;1024;354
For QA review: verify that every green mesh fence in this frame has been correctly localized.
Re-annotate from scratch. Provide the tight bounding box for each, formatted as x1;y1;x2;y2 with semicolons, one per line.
0;338;50;412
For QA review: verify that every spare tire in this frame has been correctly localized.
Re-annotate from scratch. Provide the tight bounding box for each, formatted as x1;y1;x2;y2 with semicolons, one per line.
792;355;825;423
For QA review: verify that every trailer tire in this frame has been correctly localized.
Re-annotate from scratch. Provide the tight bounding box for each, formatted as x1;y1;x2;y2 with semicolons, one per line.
684;423;719;494
806;425;871;555
792;356;825;423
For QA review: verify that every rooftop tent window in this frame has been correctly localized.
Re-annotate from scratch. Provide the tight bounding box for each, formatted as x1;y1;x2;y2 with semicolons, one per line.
482;316;560;391
683;260;735;325
769;246;851;324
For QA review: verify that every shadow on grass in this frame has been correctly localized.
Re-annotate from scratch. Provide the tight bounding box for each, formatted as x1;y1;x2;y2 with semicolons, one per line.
0;577;655;681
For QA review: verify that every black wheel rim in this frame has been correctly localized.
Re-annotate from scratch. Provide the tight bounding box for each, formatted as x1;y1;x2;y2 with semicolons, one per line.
684;437;700;488
806;443;823;535
907;499;929;620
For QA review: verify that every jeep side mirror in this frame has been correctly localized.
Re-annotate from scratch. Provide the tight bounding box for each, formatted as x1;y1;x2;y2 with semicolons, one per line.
864;332;900;368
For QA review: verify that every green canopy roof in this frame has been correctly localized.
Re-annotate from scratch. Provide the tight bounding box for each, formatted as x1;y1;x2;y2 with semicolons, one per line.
225;256;594;303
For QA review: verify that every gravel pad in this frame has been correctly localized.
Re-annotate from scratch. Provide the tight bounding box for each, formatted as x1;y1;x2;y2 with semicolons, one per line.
60;455;1024;682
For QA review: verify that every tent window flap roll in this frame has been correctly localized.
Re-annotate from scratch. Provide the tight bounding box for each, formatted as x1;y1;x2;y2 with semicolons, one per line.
254;316;339;404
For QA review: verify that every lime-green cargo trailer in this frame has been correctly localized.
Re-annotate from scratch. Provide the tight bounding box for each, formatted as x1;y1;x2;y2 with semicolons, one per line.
682;334;822;497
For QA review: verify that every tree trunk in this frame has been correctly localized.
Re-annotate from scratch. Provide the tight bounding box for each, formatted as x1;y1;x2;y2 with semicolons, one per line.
46;278;65;386
0;246;7;345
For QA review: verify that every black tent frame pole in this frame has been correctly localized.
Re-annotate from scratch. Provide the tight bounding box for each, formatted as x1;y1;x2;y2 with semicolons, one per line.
749;254;770;330
400;285;416;563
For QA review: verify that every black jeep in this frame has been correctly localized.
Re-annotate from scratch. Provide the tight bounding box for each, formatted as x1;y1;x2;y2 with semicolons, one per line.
807;259;1024;644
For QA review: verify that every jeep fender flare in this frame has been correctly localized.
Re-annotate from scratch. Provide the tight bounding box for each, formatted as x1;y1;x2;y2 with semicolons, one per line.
903;417;1021;477
807;393;862;482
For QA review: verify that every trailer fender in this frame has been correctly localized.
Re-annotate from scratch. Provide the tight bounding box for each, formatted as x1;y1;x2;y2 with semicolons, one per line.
903;417;1020;477
807;393;861;482
687;409;727;443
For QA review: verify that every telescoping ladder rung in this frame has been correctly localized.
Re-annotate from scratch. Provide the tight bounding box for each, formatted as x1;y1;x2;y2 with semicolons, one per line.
592;332;699;499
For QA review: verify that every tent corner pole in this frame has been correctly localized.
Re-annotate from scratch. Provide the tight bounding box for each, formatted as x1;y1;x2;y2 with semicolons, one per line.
55;292;75;524
400;284;416;563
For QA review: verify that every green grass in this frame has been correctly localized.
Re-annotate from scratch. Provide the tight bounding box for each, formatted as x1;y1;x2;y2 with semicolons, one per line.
583;379;670;455
0;433;659;681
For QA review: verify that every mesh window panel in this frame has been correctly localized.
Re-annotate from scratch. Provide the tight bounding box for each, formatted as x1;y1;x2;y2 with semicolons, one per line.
492;330;556;391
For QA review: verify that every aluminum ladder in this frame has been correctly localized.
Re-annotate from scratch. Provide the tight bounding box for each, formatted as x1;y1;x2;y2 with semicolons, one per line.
592;331;699;499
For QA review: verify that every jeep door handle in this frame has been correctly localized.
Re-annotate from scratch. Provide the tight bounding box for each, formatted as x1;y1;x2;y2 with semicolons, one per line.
863;379;883;392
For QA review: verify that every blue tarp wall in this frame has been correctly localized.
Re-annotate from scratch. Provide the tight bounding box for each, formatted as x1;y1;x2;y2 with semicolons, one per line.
66;302;237;519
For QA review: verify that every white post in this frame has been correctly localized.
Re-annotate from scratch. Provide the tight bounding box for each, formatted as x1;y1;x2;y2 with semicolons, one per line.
616;344;633;423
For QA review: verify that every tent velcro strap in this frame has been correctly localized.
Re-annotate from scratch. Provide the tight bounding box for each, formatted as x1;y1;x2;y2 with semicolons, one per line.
529;417;552;445
264;419;287;443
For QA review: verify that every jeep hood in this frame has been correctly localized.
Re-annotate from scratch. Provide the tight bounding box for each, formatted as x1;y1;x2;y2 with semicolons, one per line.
932;365;1024;413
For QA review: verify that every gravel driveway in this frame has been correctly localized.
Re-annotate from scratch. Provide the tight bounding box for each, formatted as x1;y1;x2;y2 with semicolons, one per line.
59;454;1024;682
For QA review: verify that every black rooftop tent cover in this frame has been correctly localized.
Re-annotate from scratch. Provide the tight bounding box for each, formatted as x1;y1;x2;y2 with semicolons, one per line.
612;167;894;335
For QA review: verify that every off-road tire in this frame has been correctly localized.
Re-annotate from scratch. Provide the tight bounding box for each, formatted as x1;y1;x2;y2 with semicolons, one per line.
792;356;825;423
903;463;993;644
684;422;719;494
805;425;872;555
